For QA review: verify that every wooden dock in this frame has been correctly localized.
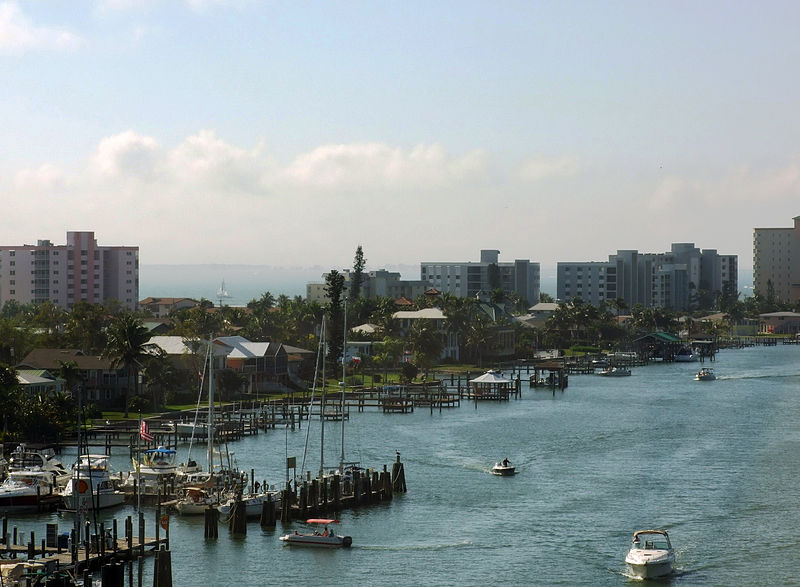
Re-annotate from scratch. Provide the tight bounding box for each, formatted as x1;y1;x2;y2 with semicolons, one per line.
1;512;169;583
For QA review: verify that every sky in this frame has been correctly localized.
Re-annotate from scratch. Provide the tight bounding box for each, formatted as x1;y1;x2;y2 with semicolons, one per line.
2;1;800;275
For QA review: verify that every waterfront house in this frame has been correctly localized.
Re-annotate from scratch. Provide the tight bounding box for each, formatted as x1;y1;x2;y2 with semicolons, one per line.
16;369;63;396
392;308;459;361
759;311;800;335
17;348;128;407
215;335;289;393
139;297;201;318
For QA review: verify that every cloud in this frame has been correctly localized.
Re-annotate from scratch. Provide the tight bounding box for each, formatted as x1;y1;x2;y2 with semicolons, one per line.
89;130;162;179
284;143;487;190
517;155;579;183
0;2;82;54
5;129;793;271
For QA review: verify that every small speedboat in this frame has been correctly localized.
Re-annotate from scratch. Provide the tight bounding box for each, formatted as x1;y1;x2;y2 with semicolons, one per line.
491;460;516;476
597;366;631;377
280;518;352;548
625;529;675;579
694;367;716;381
674;347;697;362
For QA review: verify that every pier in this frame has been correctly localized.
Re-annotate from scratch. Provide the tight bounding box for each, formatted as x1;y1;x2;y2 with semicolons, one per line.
0;512;169;585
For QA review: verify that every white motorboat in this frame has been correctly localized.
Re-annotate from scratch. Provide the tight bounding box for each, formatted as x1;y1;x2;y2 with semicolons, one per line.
61;455;126;511
0;470;64;514
174;485;224;515
280;519;352;548
597;366;631;377
7;444;70;487
625;529;675;579
218;488;281;518
694;367;716;381
674;347;697;362
491;459;516;476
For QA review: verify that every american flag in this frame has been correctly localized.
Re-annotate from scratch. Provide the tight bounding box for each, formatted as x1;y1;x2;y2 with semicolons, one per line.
139;420;154;442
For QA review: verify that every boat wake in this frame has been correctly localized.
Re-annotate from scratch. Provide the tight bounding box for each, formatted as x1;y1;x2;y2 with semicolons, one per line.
359;540;472;552
716;373;800;381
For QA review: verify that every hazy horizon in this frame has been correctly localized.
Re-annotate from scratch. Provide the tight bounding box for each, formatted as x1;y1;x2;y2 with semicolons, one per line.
141;263;754;305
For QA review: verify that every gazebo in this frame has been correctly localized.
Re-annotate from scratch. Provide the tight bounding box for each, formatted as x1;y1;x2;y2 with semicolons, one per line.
469;370;514;400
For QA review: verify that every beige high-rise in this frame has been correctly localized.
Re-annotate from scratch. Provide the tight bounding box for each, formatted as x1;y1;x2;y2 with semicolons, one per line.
753;216;800;303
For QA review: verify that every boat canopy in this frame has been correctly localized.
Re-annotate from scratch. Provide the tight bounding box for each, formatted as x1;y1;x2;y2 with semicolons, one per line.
145;447;177;455
306;518;339;524
470;370;511;384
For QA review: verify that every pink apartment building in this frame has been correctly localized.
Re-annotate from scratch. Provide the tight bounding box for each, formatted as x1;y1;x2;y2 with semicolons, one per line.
0;231;139;310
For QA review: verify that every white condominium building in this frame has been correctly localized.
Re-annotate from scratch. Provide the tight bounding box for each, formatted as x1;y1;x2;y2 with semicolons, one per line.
0;231;139;310
420;249;541;305
558;243;738;311
753;216;800;303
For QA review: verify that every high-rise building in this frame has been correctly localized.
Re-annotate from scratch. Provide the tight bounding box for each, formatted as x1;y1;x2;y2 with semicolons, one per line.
306;269;429;303
753;216;800;303
0;231;139;310
557;243;737;311
420;249;541;304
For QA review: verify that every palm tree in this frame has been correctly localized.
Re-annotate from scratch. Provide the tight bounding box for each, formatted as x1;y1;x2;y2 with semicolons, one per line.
465;315;494;368
104;314;155;418
57;360;83;397
408;319;444;376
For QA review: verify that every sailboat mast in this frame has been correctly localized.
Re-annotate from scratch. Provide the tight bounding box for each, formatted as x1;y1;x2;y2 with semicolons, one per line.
207;339;215;474
319;316;327;480
340;301;346;471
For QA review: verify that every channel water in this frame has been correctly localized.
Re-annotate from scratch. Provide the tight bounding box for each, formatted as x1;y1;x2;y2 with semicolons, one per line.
8;344;800;585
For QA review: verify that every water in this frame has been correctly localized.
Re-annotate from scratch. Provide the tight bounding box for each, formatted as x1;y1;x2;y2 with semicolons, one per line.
8;344;799;585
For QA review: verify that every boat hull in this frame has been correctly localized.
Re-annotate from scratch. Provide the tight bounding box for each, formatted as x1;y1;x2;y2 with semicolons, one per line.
491;466;515;476
626;559;674;580
279;534;351;548
625;550;674;579
62;492;125;511
0;493;62;514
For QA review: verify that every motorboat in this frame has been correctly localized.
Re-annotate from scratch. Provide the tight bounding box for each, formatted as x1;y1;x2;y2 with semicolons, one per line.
694;367;716;381
625;529;675;579
174;485;223;515
7;444;70;487
61;455;126;511
597;366;631;377
0;470;64;514
218;487;281;519
674;347;697;362
280;518;352;548
491;459;516;476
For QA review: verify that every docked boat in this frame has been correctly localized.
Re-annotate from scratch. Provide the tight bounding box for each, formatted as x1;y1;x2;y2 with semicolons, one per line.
625;529;675;579
218;488;281;518
694;367;716;381
0;470;64;514
6;444;70;487
674;347;697;362
61;455;126;511
597;366;631;377
280;519;352;548
491;459;516;476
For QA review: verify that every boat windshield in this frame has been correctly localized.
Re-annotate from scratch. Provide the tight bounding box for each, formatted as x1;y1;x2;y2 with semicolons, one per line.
633;533;670;550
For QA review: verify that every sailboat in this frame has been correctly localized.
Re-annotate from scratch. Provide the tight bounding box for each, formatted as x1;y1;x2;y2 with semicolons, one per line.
175;338;245;515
